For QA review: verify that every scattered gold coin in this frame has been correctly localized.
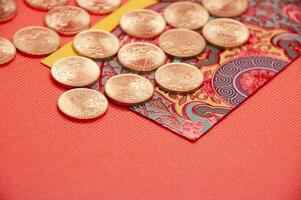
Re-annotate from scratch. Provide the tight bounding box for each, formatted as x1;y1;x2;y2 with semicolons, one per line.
164;1;209;30
73;30;120;59
155;63;204;94
58;88;108;120
104;74;154;106
120;9;166;39
0;0;16;23
76;0;121;15
13;26;60;55
0;37;16;65
25;0;68;11
202;0;248;18
202;18;249;48
158;28;206;58
5;0;253;121
45;6;90;35
51;56;100;87
118;42;166;72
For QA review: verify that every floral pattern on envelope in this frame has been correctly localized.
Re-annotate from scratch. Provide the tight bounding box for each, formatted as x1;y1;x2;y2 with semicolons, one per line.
95;0;301;141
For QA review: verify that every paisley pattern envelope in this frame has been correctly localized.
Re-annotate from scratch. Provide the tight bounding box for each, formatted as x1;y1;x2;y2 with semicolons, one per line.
43;0;301;141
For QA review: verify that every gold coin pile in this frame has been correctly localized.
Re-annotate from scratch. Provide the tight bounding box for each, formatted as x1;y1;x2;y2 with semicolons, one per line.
1;0;250;120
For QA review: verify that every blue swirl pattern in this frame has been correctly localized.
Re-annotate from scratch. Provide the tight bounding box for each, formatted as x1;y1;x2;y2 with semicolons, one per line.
214;56;288;106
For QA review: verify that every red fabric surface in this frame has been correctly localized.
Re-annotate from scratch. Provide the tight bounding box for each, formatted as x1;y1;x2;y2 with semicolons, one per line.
1;1;301;200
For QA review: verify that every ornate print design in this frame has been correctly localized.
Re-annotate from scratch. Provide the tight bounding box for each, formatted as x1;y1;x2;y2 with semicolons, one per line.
93;0;301;141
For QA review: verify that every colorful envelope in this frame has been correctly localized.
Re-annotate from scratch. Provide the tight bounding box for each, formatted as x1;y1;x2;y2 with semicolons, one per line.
43;0;301;141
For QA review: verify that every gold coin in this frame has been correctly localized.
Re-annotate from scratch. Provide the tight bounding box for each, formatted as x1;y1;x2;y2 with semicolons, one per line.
117;42;166;72
163;2;209;30
58;88;108;120
120;9;166;39
0;0;16;23
13;26;60;55
104;74;154;106
25;0;68;11
45;6;91;35
202;18;249;48
73;30;120;59
158;28;206;58
51;56;100;87
155;63;204;94
0;37;16;65
76;0;121;15
202;0;248;17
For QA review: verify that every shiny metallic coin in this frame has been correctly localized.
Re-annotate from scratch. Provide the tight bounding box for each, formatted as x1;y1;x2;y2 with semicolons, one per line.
0;0;16;23
163;2;209;30
13;26;60;55
158;28;206;58
202;18;249;48
25;0;68;11
73;30;120;59
118;42;166;72
155;63;204;94
104;74;154;106
202;0;248;18
76;0;121;15
120;9;166;39
45;6;90;35
58;88;108;120
51;56;100;87
0;37;16;65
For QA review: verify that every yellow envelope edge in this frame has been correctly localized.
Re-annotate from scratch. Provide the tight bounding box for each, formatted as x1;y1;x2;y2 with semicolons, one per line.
41;0;158;68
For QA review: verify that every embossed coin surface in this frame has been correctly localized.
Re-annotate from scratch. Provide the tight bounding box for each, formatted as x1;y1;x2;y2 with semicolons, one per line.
25;0;68;11
202;18;249;48
202;0;248;17
164;2;209;30
73;30;120;59
118;42;166;72
51;56;100;87
13;26;60;55
76;0;121;14
104;74;154;106
45;6;90;35
58;88;108;120
120;9;166;39
155;63;204;93
158;28;206;58
0;37;16;65
0;0;16;23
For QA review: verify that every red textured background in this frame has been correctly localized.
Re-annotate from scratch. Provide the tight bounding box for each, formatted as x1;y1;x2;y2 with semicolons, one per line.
1;1;301;199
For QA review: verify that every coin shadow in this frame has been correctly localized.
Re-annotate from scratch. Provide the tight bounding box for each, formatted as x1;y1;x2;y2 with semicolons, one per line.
57;106;108;123
156;83;202;95
105;95;145;107
0;59;15;68
164;53;204;60
49;74;70;89
205;40;245;50
122;66;157;76
17;51;49;59
0;16;16;24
